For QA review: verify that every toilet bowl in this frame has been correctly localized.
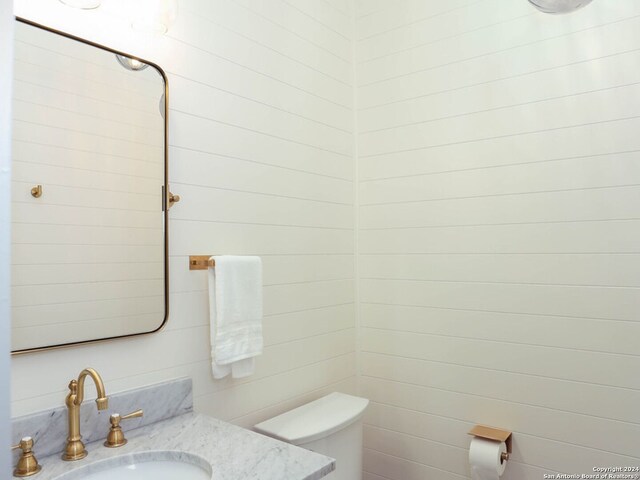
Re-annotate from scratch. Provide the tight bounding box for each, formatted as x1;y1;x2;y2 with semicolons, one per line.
254;392;369;480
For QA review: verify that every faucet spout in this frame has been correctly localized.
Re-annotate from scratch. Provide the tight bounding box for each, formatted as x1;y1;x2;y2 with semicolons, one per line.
76;368;108;409
63;367;109;461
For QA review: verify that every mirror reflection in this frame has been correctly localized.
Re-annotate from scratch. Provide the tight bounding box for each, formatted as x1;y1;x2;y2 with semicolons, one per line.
11;20;168;353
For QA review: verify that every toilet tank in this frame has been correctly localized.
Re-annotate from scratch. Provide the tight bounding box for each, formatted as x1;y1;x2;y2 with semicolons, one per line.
254;392;369;480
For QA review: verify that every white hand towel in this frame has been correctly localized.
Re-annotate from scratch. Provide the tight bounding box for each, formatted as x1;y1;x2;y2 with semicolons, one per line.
208;255;263;379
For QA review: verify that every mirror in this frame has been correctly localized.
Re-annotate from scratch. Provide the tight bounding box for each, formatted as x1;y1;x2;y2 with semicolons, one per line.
11;19;168;353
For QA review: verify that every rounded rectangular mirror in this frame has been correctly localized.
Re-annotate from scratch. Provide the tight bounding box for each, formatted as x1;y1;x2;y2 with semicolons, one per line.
11;18;169;353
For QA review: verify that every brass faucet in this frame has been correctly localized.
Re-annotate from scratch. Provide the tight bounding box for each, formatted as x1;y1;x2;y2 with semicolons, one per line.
63;368;108;461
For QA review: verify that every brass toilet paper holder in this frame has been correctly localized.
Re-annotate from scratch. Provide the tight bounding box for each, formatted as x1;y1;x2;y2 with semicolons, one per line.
468;425;512;463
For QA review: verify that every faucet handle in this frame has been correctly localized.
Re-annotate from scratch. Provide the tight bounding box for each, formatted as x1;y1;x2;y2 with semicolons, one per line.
12;436;42;477
104;409;144;448
120;409;144;421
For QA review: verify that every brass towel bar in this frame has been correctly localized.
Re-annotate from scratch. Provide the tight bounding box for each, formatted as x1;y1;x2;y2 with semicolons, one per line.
189;255;216;270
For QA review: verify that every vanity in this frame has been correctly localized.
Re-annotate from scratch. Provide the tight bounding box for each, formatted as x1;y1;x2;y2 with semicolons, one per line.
11;377;335;480
25;413;334;480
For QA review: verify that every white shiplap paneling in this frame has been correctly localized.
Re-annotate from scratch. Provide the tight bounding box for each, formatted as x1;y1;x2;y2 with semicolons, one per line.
355;0;640;478
0;0;14;475
9;1;640;480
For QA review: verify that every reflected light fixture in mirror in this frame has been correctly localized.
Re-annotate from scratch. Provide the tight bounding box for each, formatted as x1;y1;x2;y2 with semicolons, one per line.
130;0;178;35
115;54;149;71
58;0;101;8
527;0;594;14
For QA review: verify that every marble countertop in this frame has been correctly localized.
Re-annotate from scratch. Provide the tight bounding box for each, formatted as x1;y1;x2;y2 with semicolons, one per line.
30;412;335;480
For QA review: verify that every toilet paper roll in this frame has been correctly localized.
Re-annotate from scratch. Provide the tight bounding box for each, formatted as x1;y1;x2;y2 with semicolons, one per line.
469;437;508;480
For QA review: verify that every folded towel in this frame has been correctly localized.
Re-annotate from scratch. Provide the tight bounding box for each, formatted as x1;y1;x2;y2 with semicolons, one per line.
208;255;263;379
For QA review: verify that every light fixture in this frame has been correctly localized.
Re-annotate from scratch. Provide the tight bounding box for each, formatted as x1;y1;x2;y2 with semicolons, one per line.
130;0;178;35
58;0;101;8
115;54;149;71
527;0;594;14
159;93;166;119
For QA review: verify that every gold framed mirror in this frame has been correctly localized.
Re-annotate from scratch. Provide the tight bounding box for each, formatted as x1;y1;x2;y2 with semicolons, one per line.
11;18;169;354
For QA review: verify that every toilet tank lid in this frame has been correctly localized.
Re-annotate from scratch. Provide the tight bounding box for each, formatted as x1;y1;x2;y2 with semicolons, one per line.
254;392;369;446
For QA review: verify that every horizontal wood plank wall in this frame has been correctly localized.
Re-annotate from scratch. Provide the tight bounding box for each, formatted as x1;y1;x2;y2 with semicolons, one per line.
10;0;357;428
0;1;14;477
355;0;640;478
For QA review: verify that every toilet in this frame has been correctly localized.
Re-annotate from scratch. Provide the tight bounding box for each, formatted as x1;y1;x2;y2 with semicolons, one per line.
254;392;369;480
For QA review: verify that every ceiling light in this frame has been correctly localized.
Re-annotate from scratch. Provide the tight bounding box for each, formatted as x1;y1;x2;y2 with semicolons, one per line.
58;0;101;9
130;0;178;35
527;0;594;14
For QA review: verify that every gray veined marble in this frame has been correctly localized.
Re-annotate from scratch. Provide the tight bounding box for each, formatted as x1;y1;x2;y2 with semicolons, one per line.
11;377;192;462
21;413;334;480
10;377;334;480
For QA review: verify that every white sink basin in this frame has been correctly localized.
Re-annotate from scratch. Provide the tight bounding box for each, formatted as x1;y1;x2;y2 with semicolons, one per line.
53;451;212;480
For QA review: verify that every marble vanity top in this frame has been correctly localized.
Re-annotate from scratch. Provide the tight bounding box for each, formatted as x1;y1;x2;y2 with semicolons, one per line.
32;412;335;480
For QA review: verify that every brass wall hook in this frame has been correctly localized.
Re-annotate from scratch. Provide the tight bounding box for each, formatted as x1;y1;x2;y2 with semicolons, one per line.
30;185;42;198
168;191;180;209
12;436;42;477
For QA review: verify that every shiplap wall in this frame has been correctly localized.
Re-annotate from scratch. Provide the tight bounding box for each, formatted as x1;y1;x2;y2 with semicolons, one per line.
10;0;357;429
355;0;640;479
11;22;166;349
1;0;15;475
10;1;640;479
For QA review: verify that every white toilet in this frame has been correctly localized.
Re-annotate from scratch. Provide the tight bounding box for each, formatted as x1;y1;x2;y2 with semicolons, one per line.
254;392;369;480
